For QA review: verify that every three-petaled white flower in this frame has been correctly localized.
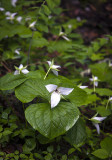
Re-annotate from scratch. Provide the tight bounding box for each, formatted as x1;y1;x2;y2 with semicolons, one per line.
29;21;36;28
11;0;18;7
45;84;74;108
89;76;98;87
59;31;70;41
5;11;17;21
14;64;29;75
91;116;106;134
47;61;61;76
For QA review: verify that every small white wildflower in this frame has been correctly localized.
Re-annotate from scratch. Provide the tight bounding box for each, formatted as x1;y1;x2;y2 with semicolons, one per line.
6;12;17;21
89;76;98;87
59;31;70;41
47;61;61;76
68;24;72;29
29;21;36;28
91;116;106;134
45;84;74;108
0;7;5;11
14;64;29;75
14;49;20;55
76;16;81;21
11;0;18;7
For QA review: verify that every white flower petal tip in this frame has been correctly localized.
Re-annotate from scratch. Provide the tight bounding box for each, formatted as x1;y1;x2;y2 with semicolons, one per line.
15;49;20;55
51;92;61;108
58;87;74;95
46;84;74;108
90;76;99;87
22;69;29;74
93;123;100;134
29;21;36;28
45;84;57;93
11;0;18;7
14;64;29;75
93;117;106;122
109;97;112;101
16;16;22;22
79;86;88;89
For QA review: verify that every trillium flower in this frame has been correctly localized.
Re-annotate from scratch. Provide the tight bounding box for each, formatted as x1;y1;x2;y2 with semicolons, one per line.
89;76;98;87
47;61;61;76
45;84;74;108
14;64;29;75
0;7;5;11
11;0;18;7
59;31;70;41
91;116;106;134
5;11;17;21
29;21;36;28
14;48;20;55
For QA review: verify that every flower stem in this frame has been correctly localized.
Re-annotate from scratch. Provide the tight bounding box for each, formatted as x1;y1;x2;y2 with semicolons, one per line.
106;99;109;110
93;82;95;92
22;103;27;128
44;67;51;80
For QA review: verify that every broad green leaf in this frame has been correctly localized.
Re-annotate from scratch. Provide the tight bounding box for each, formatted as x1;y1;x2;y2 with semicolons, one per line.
92;149;108;159
46;0;61;9
65;118;86;145
25;102;79;139
96;106;111;117
15;78;49;103
32;37;49;48
96;88;112;96
0;74;28;90
23;138;36;154
100;137;112;154
90;62;112;84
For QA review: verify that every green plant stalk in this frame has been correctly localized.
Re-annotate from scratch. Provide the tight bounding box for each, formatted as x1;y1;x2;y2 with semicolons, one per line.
106;99;109;110
93;82;95;92
44;67;51;80
22;103;27;128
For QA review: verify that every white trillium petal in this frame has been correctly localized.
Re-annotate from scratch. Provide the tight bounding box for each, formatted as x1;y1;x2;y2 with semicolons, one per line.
45;84;57;93
93;117;106;122
89;78;93;81
93;123;100;134
51;91;61;108
94;76;98;81
94;81;98;87
52;70;58;76
16;16;22;22
47;61;51;66
109;97;112;101
11;0;18;7
22;69;29;74
52;64;61;69
6;17;10;20
11;13;17;18
5;11;11;16
19;64;23;69
62;35;70;41
14;70;19;75
79;86;88;89
58;87;74;95
29;21;36;28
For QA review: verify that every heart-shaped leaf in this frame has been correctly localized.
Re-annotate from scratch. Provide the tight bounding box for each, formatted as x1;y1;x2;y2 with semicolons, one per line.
25;102;79;139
